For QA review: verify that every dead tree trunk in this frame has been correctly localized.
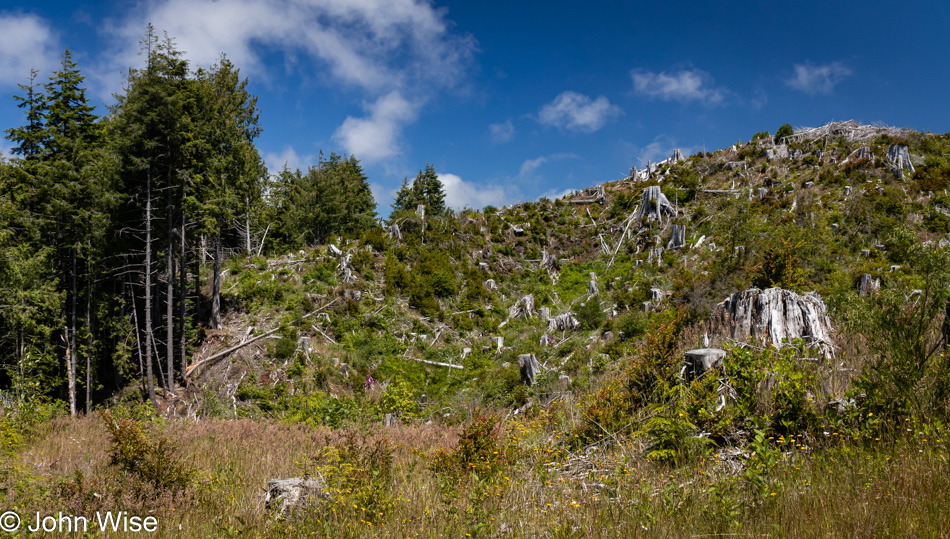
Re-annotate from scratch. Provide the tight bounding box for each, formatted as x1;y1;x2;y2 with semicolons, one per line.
166;177;175;393
144;164;157;406
211;228;222;330
68;245;77;417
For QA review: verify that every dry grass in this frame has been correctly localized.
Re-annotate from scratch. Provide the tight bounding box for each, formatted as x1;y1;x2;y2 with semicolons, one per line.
0;411;947;538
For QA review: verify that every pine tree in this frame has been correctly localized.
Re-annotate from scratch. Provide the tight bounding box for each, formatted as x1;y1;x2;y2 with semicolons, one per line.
3;68;46;161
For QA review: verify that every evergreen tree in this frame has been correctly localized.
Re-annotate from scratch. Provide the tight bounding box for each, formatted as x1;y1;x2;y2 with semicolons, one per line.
390;164;446;217
3;68;46;161
274;152;376;247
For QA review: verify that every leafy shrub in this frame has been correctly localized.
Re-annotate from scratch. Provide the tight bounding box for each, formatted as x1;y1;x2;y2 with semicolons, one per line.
851;237;950;421
306;433;395;514
750;237;808;292
575;295;607;330
774;123;794;143
101;410;194;494
429;412;514;483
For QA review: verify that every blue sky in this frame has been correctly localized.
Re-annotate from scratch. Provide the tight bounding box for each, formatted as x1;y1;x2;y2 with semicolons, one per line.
1;0;948;211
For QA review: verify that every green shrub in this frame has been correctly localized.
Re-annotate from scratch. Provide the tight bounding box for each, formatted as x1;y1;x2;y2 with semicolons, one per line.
101;410;194;494
774;123;794;143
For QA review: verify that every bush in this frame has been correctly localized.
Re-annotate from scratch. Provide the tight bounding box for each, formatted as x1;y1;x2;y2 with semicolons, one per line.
101;411;194;494
850;236;950;421
774;123;794;143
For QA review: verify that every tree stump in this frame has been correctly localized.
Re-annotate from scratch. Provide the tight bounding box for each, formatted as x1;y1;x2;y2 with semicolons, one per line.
518;353;540;386
264;477;328;517
886;144;915;174
508;294;535;319
547;313;579;332
635;185;676;222
712;287;835;358
858;274;880;296
682;348;726;383
387;223;402;240
667;224;686;249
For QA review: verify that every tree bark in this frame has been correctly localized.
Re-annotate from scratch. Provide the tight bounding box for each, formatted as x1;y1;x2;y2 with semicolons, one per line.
85;254;92;413
144;164;157;406
179;207;187;385
69;244;77;417
166;172;175;392
211;228;222;329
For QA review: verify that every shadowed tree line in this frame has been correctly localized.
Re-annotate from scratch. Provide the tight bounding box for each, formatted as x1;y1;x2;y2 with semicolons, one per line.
0;26;387;413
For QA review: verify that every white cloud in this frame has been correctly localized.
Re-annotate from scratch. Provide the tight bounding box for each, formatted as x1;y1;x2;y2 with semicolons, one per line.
333;90;419;163
489;119;514;143
438;172;522;210
624;135;697;167
786;62;851;95
101;0;476;161
631;68;725;105
517;153;579;179
538;91;622;132
0;13;59;88
264;146;313;174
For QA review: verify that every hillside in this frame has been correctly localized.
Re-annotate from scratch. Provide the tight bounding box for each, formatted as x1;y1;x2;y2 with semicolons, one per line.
4;121;950;537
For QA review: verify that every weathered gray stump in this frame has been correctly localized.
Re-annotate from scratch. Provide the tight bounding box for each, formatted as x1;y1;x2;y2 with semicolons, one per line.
671;148;684;162
887;144;915;174
509;294;535;319
588;280;599;296
328;244;343;257
548;313;579;332
485;278;497;290
844;185;852;197
815;149;823;160
713;287;836;358
635;186;676;222
264;477;328;517
858;274;881;296
857;146;872;160
387;223;402;240
492;336;504;353
518;354;540;386
540;307;551;320
296;337;313;356
683;348;726;383
342;289;362;301
667;224;686;249
766;149;775;160
758;187;768;200
416;204;426;217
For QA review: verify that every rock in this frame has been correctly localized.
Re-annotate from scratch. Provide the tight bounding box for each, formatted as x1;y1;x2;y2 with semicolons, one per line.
683;348;726;383
518;354;540;386
713;287;836;358
264;477;328;517
667;224;686;250
635;185;676;222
